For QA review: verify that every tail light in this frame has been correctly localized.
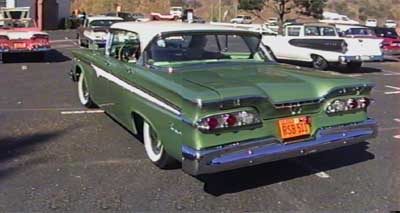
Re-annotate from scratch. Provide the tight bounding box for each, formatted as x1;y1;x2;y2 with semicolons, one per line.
326;97;371;114
197;110;261;133
0;35;10;49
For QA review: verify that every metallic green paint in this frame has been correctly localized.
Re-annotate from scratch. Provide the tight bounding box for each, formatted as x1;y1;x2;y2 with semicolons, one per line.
71;48;374;161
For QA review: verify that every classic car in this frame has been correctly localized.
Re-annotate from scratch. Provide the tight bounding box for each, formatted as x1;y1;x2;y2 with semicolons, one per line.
365;19;378;27
370;27;400;55
230;15;253;24
70;22;377;175
0;7;50;62
150;12;178;21
384;20;397;28
77;16;123;48
263;23;383;71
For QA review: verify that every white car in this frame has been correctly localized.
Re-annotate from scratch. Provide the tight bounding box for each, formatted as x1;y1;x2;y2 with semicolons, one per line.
384;20;397;28
365;19;378;27
170;7;183;18
320;12;360;25
230;15;252;24
78;16;123;48
262;23;384;71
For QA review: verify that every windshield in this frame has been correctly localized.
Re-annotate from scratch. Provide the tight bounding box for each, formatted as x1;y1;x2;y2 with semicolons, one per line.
89;20;121;27
305;26;337;36
147;32;266;68
345;28;375;36
0;19;35;29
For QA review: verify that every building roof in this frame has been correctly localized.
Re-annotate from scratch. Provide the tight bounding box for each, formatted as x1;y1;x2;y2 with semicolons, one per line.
111;21;253;50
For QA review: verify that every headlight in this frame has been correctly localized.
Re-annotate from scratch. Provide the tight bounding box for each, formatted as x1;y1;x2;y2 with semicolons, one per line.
197;110;262;133
326;97;371;114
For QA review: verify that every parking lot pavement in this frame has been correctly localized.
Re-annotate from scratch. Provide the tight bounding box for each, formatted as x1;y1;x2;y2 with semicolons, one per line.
0;31;399;211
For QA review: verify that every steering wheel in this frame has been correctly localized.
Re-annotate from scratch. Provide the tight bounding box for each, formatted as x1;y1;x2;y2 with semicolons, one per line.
118;44;139;62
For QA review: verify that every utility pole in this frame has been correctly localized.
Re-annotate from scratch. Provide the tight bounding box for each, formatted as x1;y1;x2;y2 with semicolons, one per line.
218;0;222;22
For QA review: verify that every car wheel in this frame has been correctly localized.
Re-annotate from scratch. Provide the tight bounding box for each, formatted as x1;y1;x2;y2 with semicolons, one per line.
143;121;176;169
78;72;96;108
346;61;362;71
312;55;329;70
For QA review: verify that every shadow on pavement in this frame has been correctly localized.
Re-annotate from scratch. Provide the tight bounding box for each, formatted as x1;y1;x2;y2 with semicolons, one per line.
1;49;71;64
197;142;374;196
0;128;75;180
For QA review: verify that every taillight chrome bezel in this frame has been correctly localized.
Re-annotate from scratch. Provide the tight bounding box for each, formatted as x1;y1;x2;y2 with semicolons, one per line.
196;110;262;133
326;97;372;115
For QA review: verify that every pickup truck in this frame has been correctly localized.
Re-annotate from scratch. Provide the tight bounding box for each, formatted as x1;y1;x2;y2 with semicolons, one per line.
262;23;383;71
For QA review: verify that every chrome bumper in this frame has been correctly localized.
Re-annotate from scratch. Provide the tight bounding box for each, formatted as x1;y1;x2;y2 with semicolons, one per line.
182;119;377;176
339;55;384;63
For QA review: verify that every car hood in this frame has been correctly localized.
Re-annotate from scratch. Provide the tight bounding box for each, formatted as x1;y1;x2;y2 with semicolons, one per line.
166;63;371;105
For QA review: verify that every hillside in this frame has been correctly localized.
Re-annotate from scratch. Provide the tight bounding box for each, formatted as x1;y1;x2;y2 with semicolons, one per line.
71;0;400;23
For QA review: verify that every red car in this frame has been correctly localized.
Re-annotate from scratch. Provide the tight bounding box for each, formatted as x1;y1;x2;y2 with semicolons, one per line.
0;18;50;62
370;27;400;55
150;12;178;21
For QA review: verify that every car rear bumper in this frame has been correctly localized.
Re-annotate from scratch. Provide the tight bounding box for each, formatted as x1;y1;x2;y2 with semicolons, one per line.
383;49;400;55
0;47;51;53
182;119;377;176
339;55;384;63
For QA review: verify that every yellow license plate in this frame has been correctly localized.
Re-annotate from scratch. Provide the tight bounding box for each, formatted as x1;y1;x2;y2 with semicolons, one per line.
278;116;311;140
14;43;26;49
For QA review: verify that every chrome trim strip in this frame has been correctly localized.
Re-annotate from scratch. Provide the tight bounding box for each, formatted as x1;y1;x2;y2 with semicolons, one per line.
182;119;377;175
91;64;181;115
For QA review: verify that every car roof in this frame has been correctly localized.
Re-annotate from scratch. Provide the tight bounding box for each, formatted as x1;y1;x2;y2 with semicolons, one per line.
87;16;123;21
111;21;253;50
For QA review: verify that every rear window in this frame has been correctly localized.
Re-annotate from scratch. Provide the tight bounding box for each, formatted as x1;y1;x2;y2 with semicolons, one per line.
305;26;337;36
287;27;301;36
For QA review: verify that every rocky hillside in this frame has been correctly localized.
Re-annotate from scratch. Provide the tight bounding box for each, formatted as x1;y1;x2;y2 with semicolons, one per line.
71;0;400;23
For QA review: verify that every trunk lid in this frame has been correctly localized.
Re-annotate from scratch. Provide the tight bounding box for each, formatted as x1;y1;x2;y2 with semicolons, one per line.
169;63;369;105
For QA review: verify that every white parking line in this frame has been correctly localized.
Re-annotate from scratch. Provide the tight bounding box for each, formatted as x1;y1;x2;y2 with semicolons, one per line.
383;70;400;76
60;110;104;115
50;39;77;44
394;135;400;139
384;85;400;95
394;118;400;123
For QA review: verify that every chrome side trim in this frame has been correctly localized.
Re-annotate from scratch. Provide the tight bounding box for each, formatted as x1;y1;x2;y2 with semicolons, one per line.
91;64;181;116
182;119;377;175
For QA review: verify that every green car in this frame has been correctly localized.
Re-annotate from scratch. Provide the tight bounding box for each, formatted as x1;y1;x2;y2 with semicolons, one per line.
70;22;377;175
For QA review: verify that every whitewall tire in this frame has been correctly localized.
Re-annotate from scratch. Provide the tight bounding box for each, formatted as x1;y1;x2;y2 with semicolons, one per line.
143;121;176;168
78;72;96;108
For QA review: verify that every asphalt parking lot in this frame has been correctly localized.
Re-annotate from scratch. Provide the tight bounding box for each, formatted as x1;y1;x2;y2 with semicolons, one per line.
0;30;400;211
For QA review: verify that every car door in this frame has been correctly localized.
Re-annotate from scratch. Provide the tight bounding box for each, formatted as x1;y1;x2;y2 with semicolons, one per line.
100;29;141;127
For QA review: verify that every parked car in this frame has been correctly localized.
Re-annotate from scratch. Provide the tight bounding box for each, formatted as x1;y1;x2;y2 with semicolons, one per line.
249;25;278;35
105;12;137;21
150;12;178;21
370;27;400;55
0;7;50;62
70;22;377;175
170;7;183;18
77;16;123;48
263;23;383;71
230;15;252;24
384;20;397;28
365;19;378;27
341;26;377;38
320;12;360;25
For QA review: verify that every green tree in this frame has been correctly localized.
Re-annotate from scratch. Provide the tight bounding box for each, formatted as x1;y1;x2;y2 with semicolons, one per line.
294;0;327;19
